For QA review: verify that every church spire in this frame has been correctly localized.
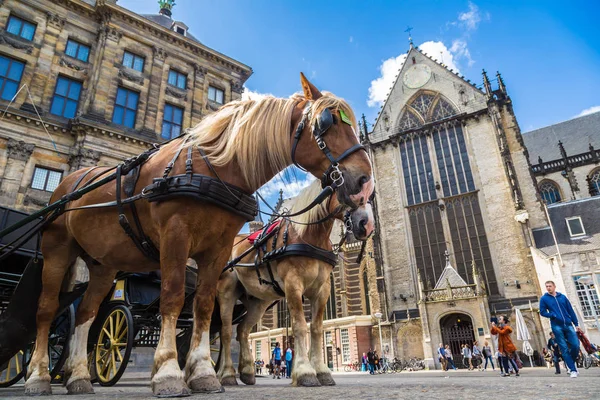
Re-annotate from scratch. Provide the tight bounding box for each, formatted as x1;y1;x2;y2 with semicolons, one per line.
404;26;414;48
496;71;507;95
482;69;492;99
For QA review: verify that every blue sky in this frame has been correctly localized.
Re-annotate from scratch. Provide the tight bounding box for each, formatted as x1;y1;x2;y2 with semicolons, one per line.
120;0;600;223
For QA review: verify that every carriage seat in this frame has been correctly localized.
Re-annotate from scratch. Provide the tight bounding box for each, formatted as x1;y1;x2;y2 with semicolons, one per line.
247;220;281;244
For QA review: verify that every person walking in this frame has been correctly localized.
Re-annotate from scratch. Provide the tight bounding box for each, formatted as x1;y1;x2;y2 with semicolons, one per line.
367;348;376;375
491;316;520;377
482;341;495;371
445;345;457;370
285;345;293;378
271;342;282;379
462;344;473;370
539;280;582;378
472;341;483;371
547;331;562;374
361;352;368;372
438;343;448;371
543;348;553;369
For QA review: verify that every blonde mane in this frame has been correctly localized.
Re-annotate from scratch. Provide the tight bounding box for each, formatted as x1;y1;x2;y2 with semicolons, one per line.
287;179;331;237
186;92;357;190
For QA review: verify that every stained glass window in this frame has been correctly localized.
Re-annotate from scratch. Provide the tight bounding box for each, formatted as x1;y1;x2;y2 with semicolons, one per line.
400;135;436;205
324;273;337;320
398;92;458;133
539;180;561;204
397;110;422;131
409;204;447;288
410;93;435;118
431;98;457;121
432;124;475;197
589;169;600;196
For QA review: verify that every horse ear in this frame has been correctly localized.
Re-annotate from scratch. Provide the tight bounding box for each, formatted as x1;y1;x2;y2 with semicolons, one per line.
300;72;322;100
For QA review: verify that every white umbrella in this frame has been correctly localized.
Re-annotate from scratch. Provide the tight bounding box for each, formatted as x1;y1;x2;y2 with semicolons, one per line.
514;308;534;367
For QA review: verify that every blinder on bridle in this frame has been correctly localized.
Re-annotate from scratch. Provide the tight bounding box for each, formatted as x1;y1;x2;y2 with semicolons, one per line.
291;102;366;190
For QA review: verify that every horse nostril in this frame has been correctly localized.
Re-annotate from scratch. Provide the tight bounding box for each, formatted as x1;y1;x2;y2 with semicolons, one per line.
358;175;369;188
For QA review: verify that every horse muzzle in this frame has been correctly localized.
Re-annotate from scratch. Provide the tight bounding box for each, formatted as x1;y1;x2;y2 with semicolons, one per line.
336;171;374;210
348;203;375;241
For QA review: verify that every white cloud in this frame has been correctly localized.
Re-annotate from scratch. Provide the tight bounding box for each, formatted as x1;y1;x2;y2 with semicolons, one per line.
241;87;273;101
575;105;600;118
258;167;316;199
349;36;354;43
450;39;474;67
458;2;483;31
367;41;461;108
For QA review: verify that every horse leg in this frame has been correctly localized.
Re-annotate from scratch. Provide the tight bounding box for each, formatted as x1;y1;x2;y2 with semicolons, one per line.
25;236;80;396
63;265;117;394
215;273;242;386
309;282;335;386
287;280;320;387
184;248;230;393
236;297;271;385
150;236;190;397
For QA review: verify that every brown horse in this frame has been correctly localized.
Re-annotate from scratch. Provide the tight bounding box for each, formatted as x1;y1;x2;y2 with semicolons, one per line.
24;74;374;397
216;180;374;387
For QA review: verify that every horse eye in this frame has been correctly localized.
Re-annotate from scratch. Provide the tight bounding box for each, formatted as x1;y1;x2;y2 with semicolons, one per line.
332;115;338;124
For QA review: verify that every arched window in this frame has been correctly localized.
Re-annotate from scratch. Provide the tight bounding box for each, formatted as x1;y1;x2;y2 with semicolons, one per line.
324;273;337;321
396;91;458;133
589;169;600;196
539;180;562;204
276;299;290;328
362;270;371;315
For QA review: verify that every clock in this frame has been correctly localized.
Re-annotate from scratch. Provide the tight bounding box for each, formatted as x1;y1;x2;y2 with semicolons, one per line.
402;64;432;89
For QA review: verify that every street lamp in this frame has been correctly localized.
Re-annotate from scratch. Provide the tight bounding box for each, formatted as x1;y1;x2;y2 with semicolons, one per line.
374;312;383;358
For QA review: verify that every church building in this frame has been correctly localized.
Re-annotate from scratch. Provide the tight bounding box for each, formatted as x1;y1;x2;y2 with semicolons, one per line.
366;43;549;368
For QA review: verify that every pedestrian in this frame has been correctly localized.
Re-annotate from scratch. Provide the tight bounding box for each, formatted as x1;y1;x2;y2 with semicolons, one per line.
374;350;380;373
445;345;457;370
539;281;582;378
367;348;376;375
438;343;448;371
543;348;553;369
547;331;562;374
491;315;520;377
362;352;368;372
472;341;483;371
462;344;473;370
482;340;495;371
285;345;293;378
496;350;504;375
271;342;282;379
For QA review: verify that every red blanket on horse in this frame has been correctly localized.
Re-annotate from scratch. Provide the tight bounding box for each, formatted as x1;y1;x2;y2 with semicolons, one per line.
247;220;281;244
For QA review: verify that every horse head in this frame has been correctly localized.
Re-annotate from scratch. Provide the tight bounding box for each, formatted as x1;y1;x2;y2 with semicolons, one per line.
291;73;374;211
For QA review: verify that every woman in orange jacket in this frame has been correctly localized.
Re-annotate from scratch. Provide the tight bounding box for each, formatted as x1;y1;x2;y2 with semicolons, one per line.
491;315;520;377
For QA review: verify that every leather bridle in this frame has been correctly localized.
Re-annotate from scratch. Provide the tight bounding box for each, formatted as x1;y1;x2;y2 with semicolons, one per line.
291;101;366;190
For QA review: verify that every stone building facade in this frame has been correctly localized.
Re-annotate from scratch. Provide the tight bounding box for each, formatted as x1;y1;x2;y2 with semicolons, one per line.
366;44;549;368
0;0;251;214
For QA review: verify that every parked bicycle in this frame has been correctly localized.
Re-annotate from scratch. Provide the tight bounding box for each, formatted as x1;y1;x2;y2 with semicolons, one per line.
344;361;361;372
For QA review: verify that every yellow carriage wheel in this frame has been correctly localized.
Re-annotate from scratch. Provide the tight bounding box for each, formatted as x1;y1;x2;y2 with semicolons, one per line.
94;304;133;387
0;350;26;387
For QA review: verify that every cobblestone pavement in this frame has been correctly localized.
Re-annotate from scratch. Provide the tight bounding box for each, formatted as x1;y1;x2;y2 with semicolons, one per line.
2;368;600;399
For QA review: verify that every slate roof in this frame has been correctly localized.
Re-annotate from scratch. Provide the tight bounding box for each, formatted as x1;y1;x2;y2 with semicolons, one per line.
140;13;202;43
434;259;468;289
523;111;600;163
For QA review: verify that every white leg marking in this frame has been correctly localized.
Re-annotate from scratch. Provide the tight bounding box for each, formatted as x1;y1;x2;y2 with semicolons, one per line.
186;331;216;379
65;319;93;386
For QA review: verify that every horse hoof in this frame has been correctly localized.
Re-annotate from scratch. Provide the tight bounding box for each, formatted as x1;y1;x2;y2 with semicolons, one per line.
220;375;238;386
317;372;336;386
189;376;225;393
152;379;191;398
295;374;321;387
239;373;256;386
24;379;52;396
66;379;94;395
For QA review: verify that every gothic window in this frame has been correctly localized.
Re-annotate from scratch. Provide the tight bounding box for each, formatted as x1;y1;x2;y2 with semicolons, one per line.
445;194;498;296
362;270;371;315
538;180;561;204
431;98;457;121
324;273;337;320
410;93;435;118
409;204;447;288
398;110;422;131
400;135;436;205
397;92;458;133
589;169;600;196
276;299;289;328
432;123;475;197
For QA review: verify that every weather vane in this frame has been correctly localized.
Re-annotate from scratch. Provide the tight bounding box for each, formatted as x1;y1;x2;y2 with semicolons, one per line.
404;26;414;46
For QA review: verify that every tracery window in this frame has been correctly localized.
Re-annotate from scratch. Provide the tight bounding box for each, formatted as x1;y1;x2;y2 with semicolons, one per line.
398;110;422;131
409;204;447;289
538;180;561;204
396;92;458;133
432;123;475;197
324;273;337;320
589;169;600;196
400;135;436;205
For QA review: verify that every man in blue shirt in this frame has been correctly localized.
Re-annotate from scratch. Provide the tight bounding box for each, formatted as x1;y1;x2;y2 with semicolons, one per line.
271;342;282;379
539;280;582;378
285;346;293;378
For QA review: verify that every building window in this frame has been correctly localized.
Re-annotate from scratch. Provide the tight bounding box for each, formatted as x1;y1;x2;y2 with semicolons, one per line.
400;135;437;206
432;123;475;197
324;273;337;320
325;331;332;347
112;87;139;128
539;180;561;204
270;338;276;352
50;76;82;118
573;275;600;319
255;341;261;361
162;103;183;140
566;217;585;237
208;86;224;104
0;55;25;101
340;329;350;363
31;167;62;192
174;24;186;36
6;15;36;41
168;69;187;89
276;299;289;329
65;39;90;63
363;270;371;315
409;204;447;289
589;169;600;196
122;51;144;72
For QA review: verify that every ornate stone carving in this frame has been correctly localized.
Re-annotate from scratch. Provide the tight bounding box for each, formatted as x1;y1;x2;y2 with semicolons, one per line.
98;23;121;44
46;12;66;31
153;46;167;61
118;67;144;85
68;147;101;170
165;85;187;101
59;57;88;75
0;32;34;54
7;138;35;161
194;64;207;78
230;79;243;94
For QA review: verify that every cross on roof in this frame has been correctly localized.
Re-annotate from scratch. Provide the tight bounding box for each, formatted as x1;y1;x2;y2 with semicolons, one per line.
404;26;414;46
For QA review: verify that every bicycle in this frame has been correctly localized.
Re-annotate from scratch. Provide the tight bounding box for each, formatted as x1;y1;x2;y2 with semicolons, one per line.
344;361;361;372
583;353;600;369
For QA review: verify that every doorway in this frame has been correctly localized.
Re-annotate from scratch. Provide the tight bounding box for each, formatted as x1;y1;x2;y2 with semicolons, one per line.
440;313;475;369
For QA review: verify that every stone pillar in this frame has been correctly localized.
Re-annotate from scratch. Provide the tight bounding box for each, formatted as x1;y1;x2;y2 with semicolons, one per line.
0;139;35;207
191;64;207;127
144;46;166;132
